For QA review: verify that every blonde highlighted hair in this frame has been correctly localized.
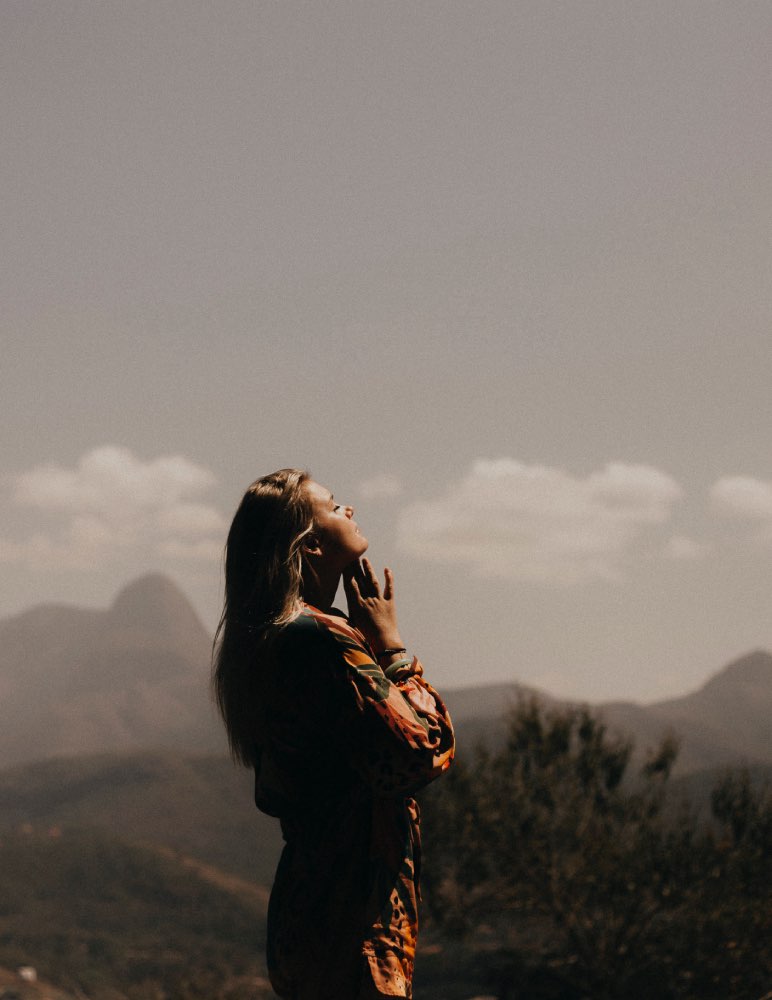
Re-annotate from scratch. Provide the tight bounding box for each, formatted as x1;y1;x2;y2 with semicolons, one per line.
212;468;313;765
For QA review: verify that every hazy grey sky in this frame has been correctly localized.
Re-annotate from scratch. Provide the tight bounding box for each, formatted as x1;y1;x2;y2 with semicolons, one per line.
3;1;772;701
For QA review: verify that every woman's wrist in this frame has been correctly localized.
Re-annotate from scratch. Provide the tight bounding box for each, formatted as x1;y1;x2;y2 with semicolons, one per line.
375;647;407;662
372;637;404;656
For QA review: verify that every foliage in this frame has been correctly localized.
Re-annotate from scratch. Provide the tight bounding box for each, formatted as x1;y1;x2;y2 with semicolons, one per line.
420;699;771;1000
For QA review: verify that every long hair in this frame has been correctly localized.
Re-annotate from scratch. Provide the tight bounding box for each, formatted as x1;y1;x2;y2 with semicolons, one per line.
212;468;313;765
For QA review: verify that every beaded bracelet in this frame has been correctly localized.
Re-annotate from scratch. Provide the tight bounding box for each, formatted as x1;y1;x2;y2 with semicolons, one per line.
384;657;414;680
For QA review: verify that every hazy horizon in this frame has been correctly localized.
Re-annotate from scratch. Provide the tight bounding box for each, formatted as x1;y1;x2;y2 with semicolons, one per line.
3;2;772;702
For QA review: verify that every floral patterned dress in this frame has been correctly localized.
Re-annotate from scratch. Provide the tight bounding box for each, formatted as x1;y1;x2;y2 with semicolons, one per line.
252;603;455;999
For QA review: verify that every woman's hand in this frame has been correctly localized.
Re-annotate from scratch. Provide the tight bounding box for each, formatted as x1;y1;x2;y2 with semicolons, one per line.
342;558;404;654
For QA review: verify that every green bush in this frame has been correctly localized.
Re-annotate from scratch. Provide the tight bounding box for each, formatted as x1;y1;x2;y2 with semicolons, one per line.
420;700;771;1000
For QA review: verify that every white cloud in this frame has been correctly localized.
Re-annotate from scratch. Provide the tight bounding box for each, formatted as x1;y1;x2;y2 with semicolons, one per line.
358;474;403;501
2;446;225;569
397;459;683;584
710;476;772;520
15;445;215;513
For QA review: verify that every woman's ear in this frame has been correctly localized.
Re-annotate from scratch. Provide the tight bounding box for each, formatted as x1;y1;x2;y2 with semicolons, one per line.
303;533;323;558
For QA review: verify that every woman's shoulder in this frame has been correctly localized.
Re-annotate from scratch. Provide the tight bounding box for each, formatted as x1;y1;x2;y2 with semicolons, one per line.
276;604;351;650
274;608;327;654
263;613;337;697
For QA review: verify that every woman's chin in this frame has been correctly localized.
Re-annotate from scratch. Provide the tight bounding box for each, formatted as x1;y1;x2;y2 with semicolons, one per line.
342;539;369;567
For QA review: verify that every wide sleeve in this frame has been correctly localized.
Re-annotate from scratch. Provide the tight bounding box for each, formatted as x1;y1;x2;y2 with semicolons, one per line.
317;617;455;796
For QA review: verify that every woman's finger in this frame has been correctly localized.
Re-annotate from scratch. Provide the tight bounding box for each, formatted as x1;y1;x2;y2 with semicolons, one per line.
362;558;380;597
383;566;394;601
353;558;367;587
343;572;361;602
347;560;367;596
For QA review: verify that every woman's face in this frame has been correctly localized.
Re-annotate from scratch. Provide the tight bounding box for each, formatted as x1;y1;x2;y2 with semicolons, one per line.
305;479;369;570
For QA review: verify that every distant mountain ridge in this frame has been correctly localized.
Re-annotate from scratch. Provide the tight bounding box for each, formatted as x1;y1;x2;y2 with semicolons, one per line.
1;574;770;773
603;649;772;771
446;649;772;773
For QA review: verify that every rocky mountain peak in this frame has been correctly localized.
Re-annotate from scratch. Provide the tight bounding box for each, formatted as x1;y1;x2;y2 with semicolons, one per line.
109;573;209;642
701;649;772;692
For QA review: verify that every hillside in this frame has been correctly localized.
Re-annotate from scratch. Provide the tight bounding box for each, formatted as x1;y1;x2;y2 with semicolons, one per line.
0;574;225;766
0;751;283;885
0;828;272;1000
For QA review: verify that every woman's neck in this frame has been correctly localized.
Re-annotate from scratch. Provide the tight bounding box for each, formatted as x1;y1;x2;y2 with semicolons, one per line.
301;570;341;613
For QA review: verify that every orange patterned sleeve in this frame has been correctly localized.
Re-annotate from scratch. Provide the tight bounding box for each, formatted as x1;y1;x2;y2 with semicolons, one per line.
301;606;455;795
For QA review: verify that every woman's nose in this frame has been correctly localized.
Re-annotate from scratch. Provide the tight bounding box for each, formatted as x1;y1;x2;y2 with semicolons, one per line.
345;505;354;518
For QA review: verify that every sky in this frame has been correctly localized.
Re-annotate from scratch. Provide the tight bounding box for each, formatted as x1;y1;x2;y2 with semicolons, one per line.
2;1;772;703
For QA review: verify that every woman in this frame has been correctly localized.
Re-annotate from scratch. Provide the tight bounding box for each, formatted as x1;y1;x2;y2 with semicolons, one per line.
213;469;454;1000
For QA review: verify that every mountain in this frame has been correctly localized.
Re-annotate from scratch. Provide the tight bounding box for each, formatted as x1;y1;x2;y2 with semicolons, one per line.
1;574;770;774
594;649;772;773
0;574;226;766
